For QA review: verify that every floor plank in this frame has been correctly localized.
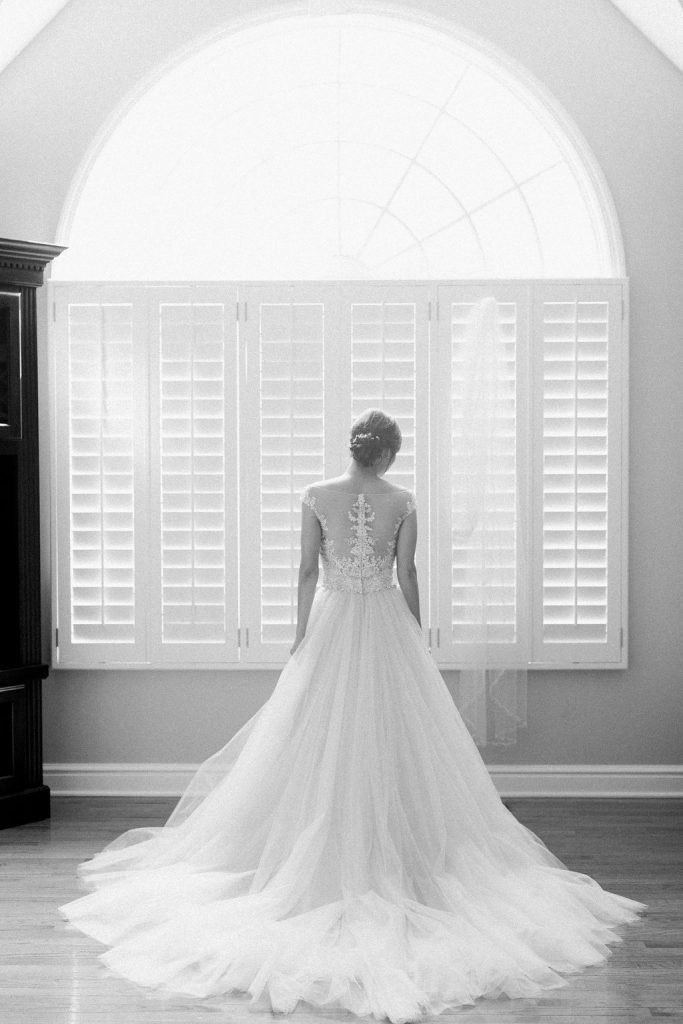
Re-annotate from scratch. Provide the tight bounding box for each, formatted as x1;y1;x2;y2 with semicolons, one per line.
0;797;680;1024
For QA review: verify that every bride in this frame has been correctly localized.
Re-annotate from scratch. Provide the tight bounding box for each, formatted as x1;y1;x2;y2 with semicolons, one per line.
59;407;646;1024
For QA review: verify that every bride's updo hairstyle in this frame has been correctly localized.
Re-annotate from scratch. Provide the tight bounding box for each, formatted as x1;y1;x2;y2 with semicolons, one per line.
349;409;402;468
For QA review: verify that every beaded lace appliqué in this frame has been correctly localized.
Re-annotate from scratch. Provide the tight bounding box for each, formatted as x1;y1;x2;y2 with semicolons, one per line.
302;489;416;595
301;490;327;531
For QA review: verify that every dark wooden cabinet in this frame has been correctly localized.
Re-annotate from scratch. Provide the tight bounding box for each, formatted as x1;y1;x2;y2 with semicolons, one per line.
0;239;65;829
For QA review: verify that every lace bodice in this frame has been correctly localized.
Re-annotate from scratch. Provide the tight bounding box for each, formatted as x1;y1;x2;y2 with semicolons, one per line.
301;485;417;595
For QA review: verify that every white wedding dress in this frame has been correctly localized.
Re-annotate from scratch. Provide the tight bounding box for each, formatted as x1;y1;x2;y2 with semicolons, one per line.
59;485;646;1023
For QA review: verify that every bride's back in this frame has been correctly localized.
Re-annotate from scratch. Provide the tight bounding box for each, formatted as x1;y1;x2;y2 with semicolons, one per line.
301;482;416;595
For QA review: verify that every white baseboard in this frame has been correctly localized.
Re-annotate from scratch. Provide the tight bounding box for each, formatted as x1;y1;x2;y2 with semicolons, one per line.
489;764;683;798
44;762;683;799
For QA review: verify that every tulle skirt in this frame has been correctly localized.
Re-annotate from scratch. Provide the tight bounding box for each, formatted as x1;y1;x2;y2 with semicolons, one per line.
59;585;646;1023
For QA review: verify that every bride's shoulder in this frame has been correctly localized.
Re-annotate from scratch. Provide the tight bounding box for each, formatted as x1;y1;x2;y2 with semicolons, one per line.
393;487;417;515
302;476;336;492
300;477;339;503
304;476;348;495
382;484;416;502
374;485;415;508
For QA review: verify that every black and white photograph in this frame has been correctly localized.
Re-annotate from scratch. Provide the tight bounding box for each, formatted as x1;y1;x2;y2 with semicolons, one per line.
1;1;682;1022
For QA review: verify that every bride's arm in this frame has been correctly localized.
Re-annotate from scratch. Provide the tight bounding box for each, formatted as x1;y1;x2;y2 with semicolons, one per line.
291;502;321;653
396;510;421;626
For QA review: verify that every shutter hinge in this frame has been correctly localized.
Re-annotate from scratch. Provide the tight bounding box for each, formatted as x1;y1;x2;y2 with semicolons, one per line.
55;628;59;648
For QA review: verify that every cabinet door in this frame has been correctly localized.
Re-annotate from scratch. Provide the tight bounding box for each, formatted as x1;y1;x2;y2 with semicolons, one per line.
0;685;26;795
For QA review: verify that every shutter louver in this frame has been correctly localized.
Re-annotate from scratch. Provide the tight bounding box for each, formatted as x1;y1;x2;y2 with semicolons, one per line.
53;289;148;665
68;303;136;644
243;298;326;656
542;301;607;641
158;303;228;646
350;301;417;491
533;287;623;663
449;300;520;647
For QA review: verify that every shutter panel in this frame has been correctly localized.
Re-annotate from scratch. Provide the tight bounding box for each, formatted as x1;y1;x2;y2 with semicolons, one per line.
53;286;147;664
239;286;328;662
148;286;239;663
531;282;624;664
346;289;424;490
433;285;530;666
340;284;431;614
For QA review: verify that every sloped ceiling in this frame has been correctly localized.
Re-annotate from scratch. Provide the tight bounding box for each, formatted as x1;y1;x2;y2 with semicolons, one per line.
0;0;680;79
608;0;683;73
0;0;70;76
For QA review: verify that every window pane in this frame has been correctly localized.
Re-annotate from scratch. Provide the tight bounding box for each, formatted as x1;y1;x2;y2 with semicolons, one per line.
55;14;615;280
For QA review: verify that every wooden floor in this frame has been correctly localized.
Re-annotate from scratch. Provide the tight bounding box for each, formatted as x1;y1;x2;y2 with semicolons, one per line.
1;797;680;1024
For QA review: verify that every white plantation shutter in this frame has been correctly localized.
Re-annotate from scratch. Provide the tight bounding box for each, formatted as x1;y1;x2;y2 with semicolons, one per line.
51;279;627;670
53;286;148;664
239;287;332;662
432;286;530;666
531;283;624;664
148;287;239;663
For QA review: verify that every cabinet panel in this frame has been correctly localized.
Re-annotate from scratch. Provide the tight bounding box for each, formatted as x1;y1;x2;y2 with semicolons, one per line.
0;291;21;438
0;685;26;795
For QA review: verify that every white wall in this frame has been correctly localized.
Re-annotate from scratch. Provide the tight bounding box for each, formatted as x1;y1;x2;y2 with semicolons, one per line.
1;0;681;770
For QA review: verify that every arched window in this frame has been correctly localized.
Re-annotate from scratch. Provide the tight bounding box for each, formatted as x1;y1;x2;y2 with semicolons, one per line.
51;12;627;686
55;13;622;280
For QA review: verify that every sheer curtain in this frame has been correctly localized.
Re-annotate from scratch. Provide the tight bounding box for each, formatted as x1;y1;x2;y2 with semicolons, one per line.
448;296;529;746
